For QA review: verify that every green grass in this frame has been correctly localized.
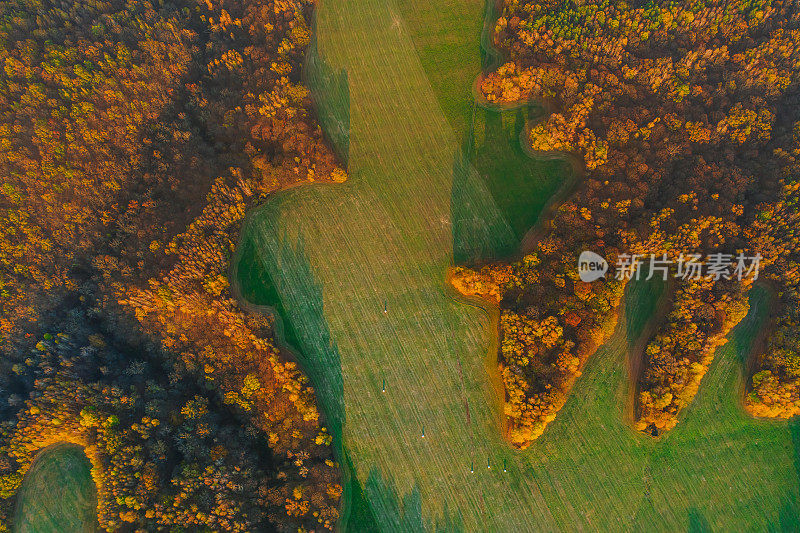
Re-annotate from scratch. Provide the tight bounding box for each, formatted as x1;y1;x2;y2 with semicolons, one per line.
236;0;800;530
392;0;485;136
13;444;97;532
397;0;568;247
470;107;568;243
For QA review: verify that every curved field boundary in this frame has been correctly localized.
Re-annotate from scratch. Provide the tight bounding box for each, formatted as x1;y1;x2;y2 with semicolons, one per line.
236;0;800;530
471;0;585;257
13;443;97;532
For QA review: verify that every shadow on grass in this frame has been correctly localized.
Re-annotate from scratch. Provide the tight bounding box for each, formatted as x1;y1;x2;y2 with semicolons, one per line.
450;104;568;266
305;16;350;167
471;106;567;242
734;285;773;366
362;467;465;533
450;130;515;264
237;224;469;532
688;507;712;533
624;278;667;349
448;0;569;263
239;230;344;429
236;227;379;531
479;0;502;72
783;417;800;532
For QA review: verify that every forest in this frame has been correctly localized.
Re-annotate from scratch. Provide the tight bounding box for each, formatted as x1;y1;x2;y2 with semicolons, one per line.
0;0;345;529
453;0;800;447
2;0;799;525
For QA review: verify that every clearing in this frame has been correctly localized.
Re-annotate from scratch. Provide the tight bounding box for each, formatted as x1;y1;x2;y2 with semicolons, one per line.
236;0;800;530
13;443;97;532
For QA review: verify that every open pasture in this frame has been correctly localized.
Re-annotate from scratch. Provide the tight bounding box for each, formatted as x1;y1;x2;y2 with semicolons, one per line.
237;0;800;529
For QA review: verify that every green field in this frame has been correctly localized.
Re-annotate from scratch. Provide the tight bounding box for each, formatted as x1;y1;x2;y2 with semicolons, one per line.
13;444;97;532
397;0;569;247
236;0;800;530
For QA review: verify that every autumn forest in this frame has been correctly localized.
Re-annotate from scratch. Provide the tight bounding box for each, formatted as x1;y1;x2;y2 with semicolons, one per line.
1;0;799;530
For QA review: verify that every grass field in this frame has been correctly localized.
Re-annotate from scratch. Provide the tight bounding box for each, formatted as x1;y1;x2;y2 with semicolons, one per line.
13;444;97;532
396;0;568;250
236;0;800;529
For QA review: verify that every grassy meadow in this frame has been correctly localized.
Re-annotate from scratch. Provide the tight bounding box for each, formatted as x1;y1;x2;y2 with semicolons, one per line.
13;444;97;532
236;0;800;530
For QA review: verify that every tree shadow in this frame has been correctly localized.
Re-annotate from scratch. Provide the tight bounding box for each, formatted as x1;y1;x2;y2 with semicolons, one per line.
624;278;667;349
448;0;573;267
360;466;464;533
479;0;502;72
236;223;380;530
733;285;773;366
471;106;566;243
305;14;350;168
450;128;516;264
238;229;343;430
688;507;712;533
342;452;380;532
450;102;571;267
630;494;715;532
781;417;800;532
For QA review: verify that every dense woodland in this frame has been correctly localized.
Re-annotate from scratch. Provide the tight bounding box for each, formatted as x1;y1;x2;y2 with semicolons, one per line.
454;0;800;447
2;0;799;523
0;0;345;529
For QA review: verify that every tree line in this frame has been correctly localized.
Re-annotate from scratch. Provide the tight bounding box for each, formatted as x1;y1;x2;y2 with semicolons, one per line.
455;0;800;447
0;0;344;528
